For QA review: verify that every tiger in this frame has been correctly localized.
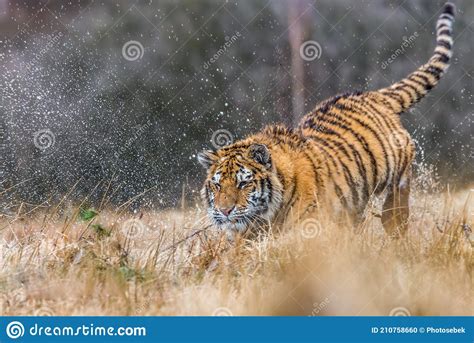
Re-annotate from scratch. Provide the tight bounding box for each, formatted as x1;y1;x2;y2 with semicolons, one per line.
197;3;456;237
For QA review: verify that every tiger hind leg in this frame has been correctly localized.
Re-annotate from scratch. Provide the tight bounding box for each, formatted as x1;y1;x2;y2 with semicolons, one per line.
381;171;411;238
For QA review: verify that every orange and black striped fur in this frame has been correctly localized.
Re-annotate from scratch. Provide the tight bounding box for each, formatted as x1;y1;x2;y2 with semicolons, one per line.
198;3;456;236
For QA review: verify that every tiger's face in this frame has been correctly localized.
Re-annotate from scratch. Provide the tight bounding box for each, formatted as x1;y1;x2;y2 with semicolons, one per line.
198;143;281;231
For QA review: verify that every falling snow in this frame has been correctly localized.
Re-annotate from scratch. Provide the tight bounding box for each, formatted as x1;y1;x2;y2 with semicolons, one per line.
1;0;472;212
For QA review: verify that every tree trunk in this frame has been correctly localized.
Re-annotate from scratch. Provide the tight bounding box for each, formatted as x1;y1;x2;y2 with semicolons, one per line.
287;0;308;127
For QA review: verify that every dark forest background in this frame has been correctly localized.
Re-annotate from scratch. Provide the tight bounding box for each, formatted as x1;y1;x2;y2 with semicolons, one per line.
1;0;472;211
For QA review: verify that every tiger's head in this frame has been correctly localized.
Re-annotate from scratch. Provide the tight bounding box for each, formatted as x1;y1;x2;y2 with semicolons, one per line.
197;143;282;231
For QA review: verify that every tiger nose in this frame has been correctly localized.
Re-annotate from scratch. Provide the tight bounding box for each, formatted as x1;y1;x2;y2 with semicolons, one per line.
219;206;235;216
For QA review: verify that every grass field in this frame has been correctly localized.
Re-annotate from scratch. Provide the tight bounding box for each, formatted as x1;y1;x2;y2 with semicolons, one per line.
1;172;472;316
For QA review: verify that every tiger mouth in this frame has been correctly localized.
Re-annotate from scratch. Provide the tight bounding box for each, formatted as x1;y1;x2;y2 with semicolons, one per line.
213;215;247;225
211;214;253;231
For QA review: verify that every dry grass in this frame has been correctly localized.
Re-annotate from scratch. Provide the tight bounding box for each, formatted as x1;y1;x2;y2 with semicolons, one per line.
0;177;472;316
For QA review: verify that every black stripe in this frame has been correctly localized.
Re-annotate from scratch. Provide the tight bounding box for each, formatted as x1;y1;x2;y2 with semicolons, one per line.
276;168;286;194
266;178;273;205
426;66;443;79
434;52;450;63
399;81;421;100
322;134;354;161
259;178;265;195
358;99;401;138
310;133;353;166
304;149;326;191
340;161;360;207
410;73;430;85
384;91;405;108
309;137;342;175
287;175;298;211
335;102;394;191
301;201;318;217
399;81;420;97
410;73;434;90
205;182;212;206
373;93;397;113
334;103;370;199
439;13;453;20
394;86;416;106
302;150;322;189
310;135;360;206
437;40;451;50
366;107;399;189
438;29;451;36
368;99;407;184
443;4;455;16
234;161;245;171
334;183;348;208
314;111;380;189
302;117;317;130
407;76;428;91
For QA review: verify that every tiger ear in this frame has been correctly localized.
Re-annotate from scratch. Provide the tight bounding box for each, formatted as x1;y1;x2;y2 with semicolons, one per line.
249;144;271;168
197;150;218;169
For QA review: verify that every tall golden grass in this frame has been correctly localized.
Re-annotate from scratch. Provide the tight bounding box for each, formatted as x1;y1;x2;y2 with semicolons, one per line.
0;173;472;316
